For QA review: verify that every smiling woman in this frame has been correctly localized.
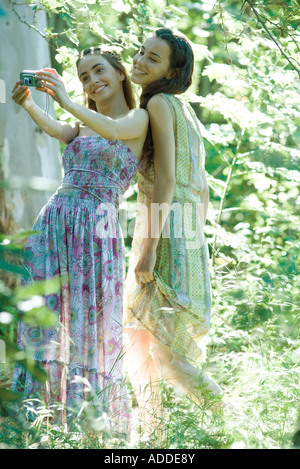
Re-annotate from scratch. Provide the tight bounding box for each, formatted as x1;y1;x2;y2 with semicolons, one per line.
123;29;221;435
76;47;136;116
131;37;175;85
11;46;149;434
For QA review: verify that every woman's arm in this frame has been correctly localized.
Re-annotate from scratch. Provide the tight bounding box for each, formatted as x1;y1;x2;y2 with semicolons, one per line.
65;103;149;141
12;81;79;145
134;94;176;283
36;69;149;142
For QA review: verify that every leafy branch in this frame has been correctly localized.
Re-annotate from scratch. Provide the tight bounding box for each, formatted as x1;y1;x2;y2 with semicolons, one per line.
10;1;49;42
243;0;300;78
211;127;246;267
9;1;78;51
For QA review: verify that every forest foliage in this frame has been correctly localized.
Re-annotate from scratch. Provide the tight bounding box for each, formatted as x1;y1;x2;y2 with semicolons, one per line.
0;0;299;449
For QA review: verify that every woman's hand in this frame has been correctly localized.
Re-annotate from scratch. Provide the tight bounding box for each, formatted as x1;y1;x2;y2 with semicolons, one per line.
35;68;72;109
12;81;34;109
134;249;156;284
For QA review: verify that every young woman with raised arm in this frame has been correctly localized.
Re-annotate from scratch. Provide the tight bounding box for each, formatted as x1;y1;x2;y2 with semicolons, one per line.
11;46;148;435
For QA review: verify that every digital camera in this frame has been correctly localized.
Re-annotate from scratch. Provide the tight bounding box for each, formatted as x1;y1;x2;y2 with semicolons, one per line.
20;70;41;87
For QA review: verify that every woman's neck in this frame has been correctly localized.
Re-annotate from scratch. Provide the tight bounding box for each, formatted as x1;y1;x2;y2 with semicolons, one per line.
96;95;129;118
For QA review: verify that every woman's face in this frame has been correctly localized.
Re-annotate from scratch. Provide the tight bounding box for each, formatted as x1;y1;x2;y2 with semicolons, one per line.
77;55;125;104
131;36;173;87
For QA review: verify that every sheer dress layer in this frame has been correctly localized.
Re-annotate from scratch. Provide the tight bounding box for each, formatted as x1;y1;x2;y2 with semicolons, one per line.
124;94;211;365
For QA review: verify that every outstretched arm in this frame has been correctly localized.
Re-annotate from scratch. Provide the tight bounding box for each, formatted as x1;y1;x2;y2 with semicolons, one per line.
36;69;149;142
134;94;176;284
12;79;79;145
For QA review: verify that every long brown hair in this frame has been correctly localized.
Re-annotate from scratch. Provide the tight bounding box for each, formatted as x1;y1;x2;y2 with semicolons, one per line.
76;46;136;111
140;29;194;169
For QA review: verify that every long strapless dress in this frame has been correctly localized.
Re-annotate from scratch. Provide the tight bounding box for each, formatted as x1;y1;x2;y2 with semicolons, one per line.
11;135;139;434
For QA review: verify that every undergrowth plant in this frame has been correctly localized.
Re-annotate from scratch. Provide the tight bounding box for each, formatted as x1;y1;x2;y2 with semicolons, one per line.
1;0;299;449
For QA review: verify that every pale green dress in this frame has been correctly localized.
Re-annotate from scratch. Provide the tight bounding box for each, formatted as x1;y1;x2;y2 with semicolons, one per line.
123;93;211;365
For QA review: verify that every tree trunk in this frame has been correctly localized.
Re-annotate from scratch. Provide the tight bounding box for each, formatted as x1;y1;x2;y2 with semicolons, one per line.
0;1;62;236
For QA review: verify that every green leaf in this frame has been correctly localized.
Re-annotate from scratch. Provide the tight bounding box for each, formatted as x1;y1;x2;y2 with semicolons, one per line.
65;29;80;46
17;359;48;382
0;259;26;276
20;305;58;327
0;389;21;402
15;277;64;300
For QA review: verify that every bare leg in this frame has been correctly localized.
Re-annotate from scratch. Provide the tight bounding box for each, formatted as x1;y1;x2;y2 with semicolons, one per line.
123;328;162;436
150;333;223;411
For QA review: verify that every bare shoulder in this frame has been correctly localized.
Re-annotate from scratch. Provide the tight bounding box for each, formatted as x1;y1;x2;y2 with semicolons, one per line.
147;95;174;129
128;107;149;122
147;94;172;114
147;95;174;131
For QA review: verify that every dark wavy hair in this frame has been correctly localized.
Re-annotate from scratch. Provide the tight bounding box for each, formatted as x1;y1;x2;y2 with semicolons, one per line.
76;46;136;111
140;29;194;168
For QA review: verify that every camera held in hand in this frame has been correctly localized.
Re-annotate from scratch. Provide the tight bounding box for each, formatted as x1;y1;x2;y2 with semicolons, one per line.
20;70;41;87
